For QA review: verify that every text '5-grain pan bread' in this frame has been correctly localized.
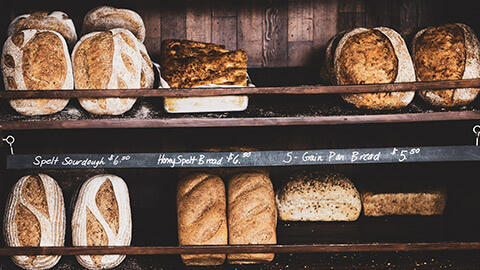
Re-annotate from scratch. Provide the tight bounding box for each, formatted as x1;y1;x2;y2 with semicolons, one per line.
7;11;77;48
227;172;277;264
82;6;146;43
412;23;480;107
72;28;154;115
276;171;361;222
4;174;65;270
176;172;228;266
1;29;73;116
71;174;131;270
321;27;416;110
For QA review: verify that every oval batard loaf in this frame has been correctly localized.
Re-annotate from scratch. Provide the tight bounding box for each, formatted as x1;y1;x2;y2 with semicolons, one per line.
8;11;77;47
176;172;227;266
276;171;361;221
72;28;154;115
4;174;65;270
71;174;131;270
227;172;276;264
1;29;72;116
82;6;146;42
412;23;480;107
331;27;416;110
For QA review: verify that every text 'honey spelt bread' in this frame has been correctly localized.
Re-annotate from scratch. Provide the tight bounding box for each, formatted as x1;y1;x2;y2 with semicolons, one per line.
177;172;227;266
276;171;361;222
82;6;146;43
72;174;131;269
8;11;77;47
412;23;480;107
160;39;248;88
4;174;65;270
227;172;276;264
322;27;416;110
72;28;154;115
1;29;72;116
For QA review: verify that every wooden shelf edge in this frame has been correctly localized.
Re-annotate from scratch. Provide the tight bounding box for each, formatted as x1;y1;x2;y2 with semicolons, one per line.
1;78;479;98
1;243;480;256
1;110;479;130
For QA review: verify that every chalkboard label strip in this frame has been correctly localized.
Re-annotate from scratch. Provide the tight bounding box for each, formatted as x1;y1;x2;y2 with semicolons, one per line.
6;146;480;170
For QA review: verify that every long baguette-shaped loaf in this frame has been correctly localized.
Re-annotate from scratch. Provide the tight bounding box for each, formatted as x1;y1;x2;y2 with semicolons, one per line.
177;172;227;266
4;174;65;270
72;174;131;270
227;172;277;264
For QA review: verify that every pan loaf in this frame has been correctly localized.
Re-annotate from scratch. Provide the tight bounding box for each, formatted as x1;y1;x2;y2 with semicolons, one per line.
4;174;65;270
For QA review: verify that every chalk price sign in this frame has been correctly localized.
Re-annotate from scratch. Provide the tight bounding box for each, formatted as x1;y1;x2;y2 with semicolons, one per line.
6;146;480;169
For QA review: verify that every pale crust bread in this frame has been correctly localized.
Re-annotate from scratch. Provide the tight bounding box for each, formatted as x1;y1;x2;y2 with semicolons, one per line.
8;11;77;47
227;172;276;264
362;191;446;216
177;173;227;266
4;174;65;270
82;6;146;42
72;174;131;270
1;29;72;116
276;171;362;222
328;27;415;110
72;28;154;115
413;23;480;107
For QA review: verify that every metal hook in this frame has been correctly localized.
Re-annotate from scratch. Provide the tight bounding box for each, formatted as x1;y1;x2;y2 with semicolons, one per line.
473;125;480;146
2;135;15;155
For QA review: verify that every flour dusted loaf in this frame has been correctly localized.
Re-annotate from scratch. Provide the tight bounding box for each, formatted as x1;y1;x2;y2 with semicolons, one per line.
72;28;154;115
412;23;480;107
82;6;146;43
72;174;131;269
227;172;276;264
177;172;227;266
8;11;77;47
4;174;65;270
160;39;249;113
1;29;72;116
276;171;361;221
323;27;416;110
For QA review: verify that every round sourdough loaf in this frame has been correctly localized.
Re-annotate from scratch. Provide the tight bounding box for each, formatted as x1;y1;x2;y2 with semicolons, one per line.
4;174;65;270
8;11;77;47
82;6;146;42
177;172;227;266
327;27;415;110
1;29;72;116
412;23;480;107
72;28;154;115
72;174;131;270
275;171;361;221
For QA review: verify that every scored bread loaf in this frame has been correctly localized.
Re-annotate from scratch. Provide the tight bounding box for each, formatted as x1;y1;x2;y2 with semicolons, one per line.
323;27;415;110
8;11;77;47
227;172;276;264
412;23;480;107
276;171;361;221
4;174;65;270
72;28;154;115
1;29;72;116
82;6;146;42
176;172;227;266
72;174;131;270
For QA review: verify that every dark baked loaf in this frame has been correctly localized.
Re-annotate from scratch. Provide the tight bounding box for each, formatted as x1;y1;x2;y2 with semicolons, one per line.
412;23;480;107
322;27;416;110
160;39;248;88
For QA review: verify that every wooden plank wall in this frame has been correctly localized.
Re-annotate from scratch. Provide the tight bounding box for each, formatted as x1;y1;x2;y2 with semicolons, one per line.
1;0;454;68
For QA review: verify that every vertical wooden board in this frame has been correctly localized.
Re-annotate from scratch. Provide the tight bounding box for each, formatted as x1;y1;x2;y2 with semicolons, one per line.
212;0;237;17
288;41;313;67
138;6;161;61
337;0;366;30
186;0;212;43
338;0;365;13
212;17;237;50
398;0;420;39
364;0;393;28
161;1;186;40
238;0;264;67
263;0;288;67
287;0;313;42
313;0;338;51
